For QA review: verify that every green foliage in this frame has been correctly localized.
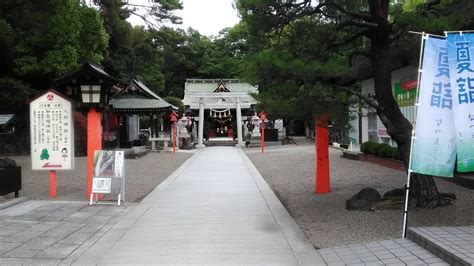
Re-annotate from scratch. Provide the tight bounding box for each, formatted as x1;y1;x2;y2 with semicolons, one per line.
377;144;393;158
163;96;185;116
388;147;401;160
235;4;353;128
78;7;109;63
10;1;108;78
154;27;241;98
0;77;36;106
361;141;377;155
360;141;401;160
0;0;109;112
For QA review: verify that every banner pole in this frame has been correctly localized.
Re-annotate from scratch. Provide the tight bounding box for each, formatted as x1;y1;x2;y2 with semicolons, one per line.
402;32;427;238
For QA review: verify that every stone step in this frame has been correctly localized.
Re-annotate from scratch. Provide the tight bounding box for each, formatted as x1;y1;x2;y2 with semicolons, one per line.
122;146;149;159
317;238;448;265
204;141;237;147
408;226;474;266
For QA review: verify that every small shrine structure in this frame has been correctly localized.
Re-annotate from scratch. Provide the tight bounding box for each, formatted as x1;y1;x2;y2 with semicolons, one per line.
108;79;177;151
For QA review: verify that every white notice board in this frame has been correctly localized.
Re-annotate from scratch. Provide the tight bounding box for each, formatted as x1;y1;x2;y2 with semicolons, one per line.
30;90;74;170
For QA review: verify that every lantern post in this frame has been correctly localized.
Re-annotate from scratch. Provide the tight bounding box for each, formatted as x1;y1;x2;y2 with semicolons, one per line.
55;63;117;199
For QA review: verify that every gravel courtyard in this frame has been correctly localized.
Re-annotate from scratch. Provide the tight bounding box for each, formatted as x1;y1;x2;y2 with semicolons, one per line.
6;151;193;202
245;138;474;249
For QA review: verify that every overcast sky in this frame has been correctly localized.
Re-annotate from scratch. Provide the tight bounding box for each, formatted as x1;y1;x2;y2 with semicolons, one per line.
128;0;241;36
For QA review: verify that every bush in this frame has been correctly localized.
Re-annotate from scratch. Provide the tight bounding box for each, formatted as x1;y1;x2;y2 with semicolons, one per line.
340;143;349;149
377;144;392;158
361;141;377;155
388;147;401;160
360;141;401;160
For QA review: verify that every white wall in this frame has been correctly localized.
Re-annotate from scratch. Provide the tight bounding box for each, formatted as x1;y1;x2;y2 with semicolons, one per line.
354;66;418;146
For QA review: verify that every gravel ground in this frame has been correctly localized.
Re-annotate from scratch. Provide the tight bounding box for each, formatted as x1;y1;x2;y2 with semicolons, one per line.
245;137;474;249
6;151;193;202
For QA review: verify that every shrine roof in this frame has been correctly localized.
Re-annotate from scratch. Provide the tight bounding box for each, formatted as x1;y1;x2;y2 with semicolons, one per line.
110;79;176;113
112;79;162;100
110;97;177;113
184;79;259;94
55;62;119;86
0;114;14;126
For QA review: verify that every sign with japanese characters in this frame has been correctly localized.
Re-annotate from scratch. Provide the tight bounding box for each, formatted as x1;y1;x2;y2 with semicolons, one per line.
411;35;456;177
394;80;418;107
92;150;124;194
92;178;112;193
447;32;474;172
30;90;74;170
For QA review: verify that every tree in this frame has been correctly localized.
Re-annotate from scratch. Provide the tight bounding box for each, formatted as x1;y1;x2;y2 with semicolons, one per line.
236;0;467;208
87;0;182;29
155;27;242;98
93;0;185;95
0;0;108;87
0;0;108;107
235;14;352;140
0;1;109;153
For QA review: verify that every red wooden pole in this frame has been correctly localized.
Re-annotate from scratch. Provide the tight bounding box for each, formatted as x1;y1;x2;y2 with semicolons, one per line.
261;122;265;153
315;115;330;194
87;108;102;198
173;122;176;153
49;170;56;198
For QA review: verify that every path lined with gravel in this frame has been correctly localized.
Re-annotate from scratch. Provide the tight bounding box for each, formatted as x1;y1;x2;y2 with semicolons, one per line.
8;151;193;202
245;139;474;249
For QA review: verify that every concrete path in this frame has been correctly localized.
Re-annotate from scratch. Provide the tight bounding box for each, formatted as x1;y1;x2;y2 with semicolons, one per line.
74;147;322;265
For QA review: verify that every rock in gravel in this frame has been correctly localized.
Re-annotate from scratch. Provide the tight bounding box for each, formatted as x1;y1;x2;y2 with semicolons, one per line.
346;187;381;211
382;188;405;198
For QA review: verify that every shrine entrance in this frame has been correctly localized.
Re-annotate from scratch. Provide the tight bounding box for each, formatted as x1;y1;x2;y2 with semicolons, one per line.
208;109;234;139
182;79;259;147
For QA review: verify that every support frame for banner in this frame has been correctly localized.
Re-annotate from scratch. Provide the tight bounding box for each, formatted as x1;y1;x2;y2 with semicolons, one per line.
402;32;427;238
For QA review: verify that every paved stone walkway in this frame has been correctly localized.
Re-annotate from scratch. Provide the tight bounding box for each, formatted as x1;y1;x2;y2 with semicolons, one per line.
318;238;448;265
73;147;322;265
0;200;134;264
1;146;470;265
409;226;474;265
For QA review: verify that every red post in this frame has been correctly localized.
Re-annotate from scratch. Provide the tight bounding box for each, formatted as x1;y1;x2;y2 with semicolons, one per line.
87;108;102;198
173;122;177;153
315;114;330;194
49;170;56;198
259;111;267;153
169;111;178;154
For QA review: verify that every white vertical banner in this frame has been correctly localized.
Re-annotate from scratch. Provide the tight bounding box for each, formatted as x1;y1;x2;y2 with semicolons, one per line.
447;32;474;172
411;34;456;177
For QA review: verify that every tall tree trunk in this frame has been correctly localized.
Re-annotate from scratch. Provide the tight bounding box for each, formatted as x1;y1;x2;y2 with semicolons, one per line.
370;26;443;208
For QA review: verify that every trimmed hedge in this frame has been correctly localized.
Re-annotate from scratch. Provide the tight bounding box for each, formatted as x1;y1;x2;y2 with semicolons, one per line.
360;141;401;161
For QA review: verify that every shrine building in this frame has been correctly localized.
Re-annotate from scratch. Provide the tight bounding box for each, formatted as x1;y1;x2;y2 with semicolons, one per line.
182;79;258;147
